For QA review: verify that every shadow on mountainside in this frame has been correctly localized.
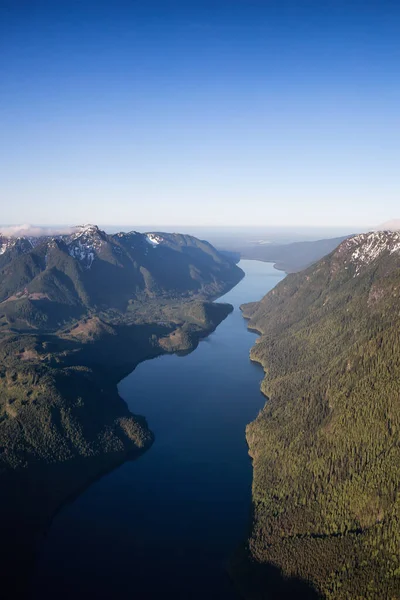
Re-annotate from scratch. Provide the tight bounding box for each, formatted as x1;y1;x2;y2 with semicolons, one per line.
230;547;321;600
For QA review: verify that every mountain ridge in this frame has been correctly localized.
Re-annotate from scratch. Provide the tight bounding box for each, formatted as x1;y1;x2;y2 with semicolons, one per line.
0;225;242;330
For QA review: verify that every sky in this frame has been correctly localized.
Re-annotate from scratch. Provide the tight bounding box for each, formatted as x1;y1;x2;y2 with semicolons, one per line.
1;0;399;228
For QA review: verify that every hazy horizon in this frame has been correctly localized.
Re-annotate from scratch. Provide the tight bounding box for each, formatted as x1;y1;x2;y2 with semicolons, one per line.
0;222;370;247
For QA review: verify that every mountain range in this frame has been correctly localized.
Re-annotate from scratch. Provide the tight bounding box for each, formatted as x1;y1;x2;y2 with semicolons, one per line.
0;224;242;330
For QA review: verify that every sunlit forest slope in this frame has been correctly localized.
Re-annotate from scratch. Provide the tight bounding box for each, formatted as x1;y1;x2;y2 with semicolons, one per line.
240;231;400;599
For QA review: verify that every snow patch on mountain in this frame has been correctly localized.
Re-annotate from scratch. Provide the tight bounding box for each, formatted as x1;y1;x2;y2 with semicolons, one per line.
68;241;95;269
68;238;98;269
0;236;34;256
27;237;43;248
0;242;9;255
69;224;101;240
341;231;400;275
66;225;104;269
145;233;164;247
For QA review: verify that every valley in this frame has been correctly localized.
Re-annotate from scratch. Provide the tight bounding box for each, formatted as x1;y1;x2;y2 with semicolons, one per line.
1;226;399;599
31;260;284;600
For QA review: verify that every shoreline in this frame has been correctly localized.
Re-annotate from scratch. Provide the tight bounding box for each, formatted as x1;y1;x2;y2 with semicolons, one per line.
1;285;239;599
231;305;322;600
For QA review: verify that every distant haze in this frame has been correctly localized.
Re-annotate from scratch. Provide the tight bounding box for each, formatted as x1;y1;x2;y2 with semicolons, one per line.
0;225;78;238
0;224;362;247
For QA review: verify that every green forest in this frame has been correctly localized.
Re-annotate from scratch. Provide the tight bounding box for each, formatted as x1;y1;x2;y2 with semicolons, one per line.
239;236;400;599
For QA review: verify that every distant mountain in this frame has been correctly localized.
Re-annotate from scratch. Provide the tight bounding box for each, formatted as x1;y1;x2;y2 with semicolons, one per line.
238;231;400;599
376;219;400;231
0;225;243;330
239;235;351;273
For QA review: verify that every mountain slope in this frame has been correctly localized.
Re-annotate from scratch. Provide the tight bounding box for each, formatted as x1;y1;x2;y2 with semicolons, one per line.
239;231;400;599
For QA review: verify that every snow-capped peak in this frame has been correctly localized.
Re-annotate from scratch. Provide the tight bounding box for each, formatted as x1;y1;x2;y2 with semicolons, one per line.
340;231;400;275
70;224;101;239
67;225;103;269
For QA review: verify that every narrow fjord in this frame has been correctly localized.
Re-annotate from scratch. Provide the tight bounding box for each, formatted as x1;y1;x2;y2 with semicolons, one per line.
31;261;284;599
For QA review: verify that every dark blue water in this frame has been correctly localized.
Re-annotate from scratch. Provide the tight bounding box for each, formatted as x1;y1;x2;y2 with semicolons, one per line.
32;260;284;600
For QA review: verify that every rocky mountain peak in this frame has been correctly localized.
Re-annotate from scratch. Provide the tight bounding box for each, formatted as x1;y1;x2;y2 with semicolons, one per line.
66;225;105;269
336;230;400;275
69;224;103;239
0;235;33;256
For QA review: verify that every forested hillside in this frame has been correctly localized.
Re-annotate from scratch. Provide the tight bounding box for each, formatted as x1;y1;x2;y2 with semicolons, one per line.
239;231;400;599
0;226;242;596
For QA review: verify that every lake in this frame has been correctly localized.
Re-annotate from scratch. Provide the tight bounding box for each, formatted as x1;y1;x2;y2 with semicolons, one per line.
32;260;285;599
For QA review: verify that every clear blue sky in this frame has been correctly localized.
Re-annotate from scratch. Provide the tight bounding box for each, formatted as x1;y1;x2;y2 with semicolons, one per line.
1;0;399;227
